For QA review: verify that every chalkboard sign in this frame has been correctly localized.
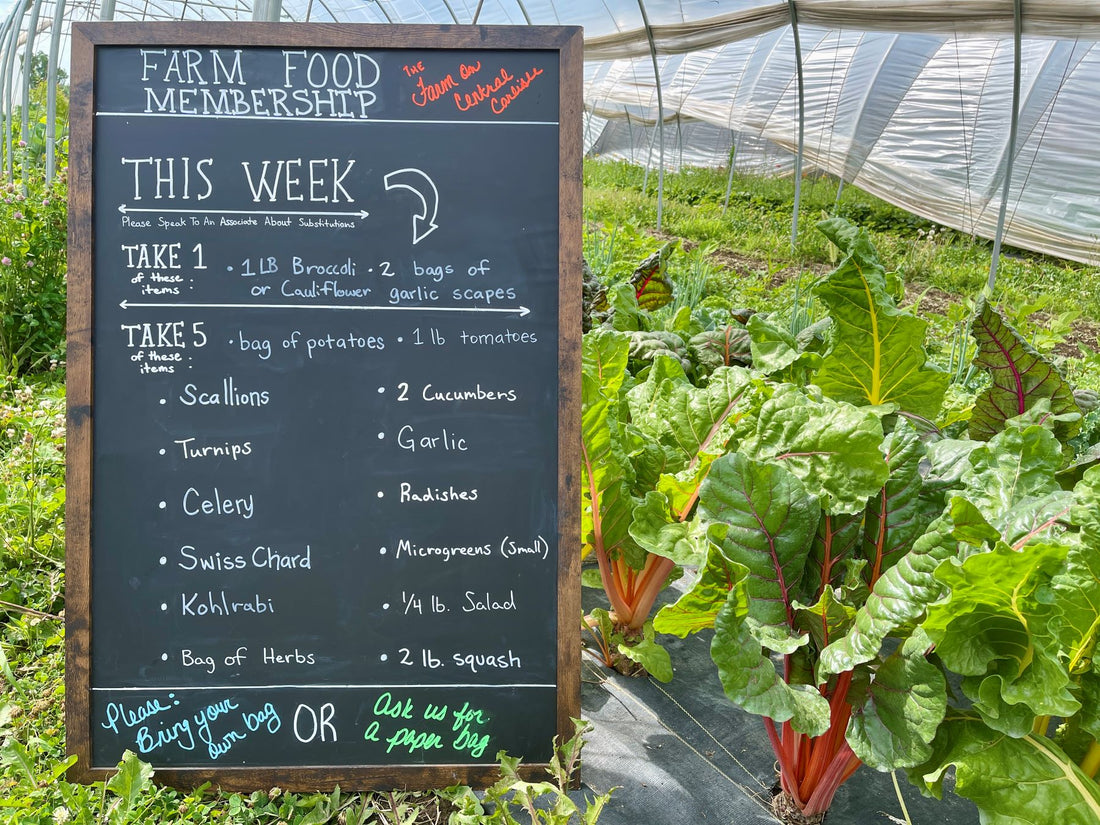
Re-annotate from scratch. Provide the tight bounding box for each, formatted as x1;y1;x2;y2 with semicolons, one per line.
66;23;582;790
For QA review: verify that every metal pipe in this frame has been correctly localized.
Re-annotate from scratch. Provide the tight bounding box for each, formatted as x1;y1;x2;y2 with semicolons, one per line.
788;0;806;254
45;0;65;180
636;0;664;230
988;0;1023;293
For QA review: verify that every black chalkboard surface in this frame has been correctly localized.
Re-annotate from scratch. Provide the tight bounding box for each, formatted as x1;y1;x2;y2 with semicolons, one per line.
66;23;582;790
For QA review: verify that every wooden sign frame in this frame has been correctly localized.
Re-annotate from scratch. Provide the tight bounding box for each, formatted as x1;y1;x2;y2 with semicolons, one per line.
66;22;582;790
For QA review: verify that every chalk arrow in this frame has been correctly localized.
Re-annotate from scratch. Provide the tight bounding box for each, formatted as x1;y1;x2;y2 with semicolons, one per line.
117;204;370;219
119;300;530;316
383;167;439;245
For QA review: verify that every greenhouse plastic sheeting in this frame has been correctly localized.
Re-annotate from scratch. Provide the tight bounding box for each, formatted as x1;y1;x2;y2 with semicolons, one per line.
5;1;1100;257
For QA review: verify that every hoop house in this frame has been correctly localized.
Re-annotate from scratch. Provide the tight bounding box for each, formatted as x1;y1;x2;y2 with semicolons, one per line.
3;2;1099;257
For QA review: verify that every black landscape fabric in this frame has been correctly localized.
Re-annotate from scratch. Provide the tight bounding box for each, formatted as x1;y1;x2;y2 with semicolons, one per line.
577;598;980;825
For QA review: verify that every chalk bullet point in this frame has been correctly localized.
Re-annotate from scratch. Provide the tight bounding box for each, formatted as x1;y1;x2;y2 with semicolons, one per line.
161;653;168;661
383;603;390;610
377;490;384;498
379;546;387;555
377;432;385;440
159;398;166;405
226;265;233;272
377;386;385;394
160;603;168;611
158;501;166;509
159;556;166;565
380;653;388;662
159;448;165;455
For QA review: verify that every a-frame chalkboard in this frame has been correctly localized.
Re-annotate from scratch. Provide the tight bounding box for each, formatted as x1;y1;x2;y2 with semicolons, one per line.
66;22;582;790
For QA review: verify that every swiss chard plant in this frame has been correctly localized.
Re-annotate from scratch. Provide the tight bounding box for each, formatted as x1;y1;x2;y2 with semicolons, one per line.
581;216;1100;823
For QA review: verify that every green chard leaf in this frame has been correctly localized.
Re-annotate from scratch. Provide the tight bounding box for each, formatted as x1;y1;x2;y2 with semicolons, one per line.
847;630;947;770
912;714;1100;824
654;545;745;637
968;296;1081;442
813;217;949;418
699;453;821;631
627;361;755;477
688;324;753;378
747;313;821;381
618;621;674;683
582;326;630;397
711;580;831;736
861;420;931;586
741;385;889;514
818;510;959;678
924;540;1079;732
629;490;709;567
959;420;1073;545
802;510;864;603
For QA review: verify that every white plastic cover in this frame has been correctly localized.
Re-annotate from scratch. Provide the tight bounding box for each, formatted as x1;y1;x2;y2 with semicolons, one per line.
6;0;1100;262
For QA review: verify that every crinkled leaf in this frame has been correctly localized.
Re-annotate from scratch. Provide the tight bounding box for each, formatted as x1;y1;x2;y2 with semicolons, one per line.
1050;544;1100;679
742;386;889;514
629;491;709;567
847;630;947;770
628;330;690;371
818;510;958;677
1073;465;1100;546
814;217;949;418
747;616;811;655
958;421;1071;546
711;582;832;736
747;313;802;373
968;296;1081;442
627;362;755;477
912;714;1100;824
699;453;821;631
618;621;673;683
653;546;745;637
1078;673;1100;739
925;540;1079;729
862;420;931;585
688;325;753;378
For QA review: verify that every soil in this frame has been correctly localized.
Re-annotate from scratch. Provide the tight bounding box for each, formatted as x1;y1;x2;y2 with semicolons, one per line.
771;790;827;825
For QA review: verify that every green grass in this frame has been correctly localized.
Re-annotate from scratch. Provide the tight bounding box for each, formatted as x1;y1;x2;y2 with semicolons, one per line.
583;158;1100;325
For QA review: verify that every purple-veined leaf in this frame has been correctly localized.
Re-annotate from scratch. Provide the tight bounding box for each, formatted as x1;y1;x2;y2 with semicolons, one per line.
813;217;949;418
968;296;1081;442
688;325;753;378
861;420;931;586
817;510;958;678
699;453;821;631
711;580;832;736
629;245;675;312
803;510;863;603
